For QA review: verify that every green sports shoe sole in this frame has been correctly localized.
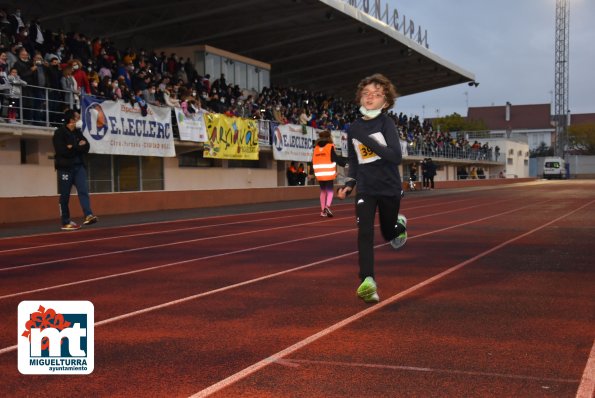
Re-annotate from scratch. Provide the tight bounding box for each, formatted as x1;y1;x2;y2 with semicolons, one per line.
357;277;379;303
390;214;407;250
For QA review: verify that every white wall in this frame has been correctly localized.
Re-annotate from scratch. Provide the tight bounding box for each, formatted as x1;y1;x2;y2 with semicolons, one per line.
163;157;279;190
0;138;57;197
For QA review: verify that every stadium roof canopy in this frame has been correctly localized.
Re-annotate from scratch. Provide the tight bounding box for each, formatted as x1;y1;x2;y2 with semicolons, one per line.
25;0;475;100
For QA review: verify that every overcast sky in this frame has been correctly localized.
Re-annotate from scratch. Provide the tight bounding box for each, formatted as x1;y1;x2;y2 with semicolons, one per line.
380;0;595;119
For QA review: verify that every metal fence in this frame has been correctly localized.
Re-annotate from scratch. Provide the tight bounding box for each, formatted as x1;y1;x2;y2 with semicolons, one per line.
2;83;76;127
2;83;503;165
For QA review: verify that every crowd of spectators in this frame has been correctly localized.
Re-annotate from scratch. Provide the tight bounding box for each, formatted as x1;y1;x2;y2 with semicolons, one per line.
0;6;496;161
390;113;497;161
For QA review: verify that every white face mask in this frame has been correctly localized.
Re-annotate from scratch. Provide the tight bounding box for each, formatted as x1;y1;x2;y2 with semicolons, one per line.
359;105;384;119
75;119;83;129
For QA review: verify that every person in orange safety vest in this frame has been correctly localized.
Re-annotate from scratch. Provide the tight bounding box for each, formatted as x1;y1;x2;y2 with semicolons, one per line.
312;130;345;217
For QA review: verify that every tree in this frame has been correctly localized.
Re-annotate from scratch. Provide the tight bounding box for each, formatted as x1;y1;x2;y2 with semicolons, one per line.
530;142;554;158
567;123;595;155
433;113;487;133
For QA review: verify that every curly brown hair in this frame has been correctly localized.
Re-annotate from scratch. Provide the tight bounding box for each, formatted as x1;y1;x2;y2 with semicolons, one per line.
355;73;397;112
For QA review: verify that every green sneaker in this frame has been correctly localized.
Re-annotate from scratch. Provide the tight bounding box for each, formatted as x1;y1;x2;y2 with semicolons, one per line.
390;214;407;250
357;276;379;303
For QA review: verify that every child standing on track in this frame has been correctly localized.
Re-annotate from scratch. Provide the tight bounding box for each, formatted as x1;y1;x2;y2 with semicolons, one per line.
337;73;407;303
312;130;343;217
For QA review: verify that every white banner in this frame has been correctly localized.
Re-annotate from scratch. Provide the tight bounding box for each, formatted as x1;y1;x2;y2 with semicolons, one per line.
339;131;348;157
174;108;208;142
81;97;175;157
272;123;315;162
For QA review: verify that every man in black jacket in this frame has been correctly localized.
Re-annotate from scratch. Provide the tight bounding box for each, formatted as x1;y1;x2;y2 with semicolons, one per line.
53;109;98;230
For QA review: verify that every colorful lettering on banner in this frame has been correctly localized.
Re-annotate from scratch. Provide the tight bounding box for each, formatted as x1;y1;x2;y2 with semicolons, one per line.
272;123;315;162
80;96;175;157
203;113;259;160
175;108;208;142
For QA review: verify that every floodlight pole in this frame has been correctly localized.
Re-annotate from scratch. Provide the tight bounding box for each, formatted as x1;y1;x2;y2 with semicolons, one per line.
554;0;569;157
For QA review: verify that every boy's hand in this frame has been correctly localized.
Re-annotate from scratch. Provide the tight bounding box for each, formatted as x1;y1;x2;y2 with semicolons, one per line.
337;186;352;200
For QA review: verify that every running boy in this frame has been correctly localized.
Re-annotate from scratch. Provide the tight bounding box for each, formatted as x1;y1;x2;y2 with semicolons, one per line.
337;73;407;303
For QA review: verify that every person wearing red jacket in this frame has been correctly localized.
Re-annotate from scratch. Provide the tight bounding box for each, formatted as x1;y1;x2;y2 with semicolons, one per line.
70;59;91;94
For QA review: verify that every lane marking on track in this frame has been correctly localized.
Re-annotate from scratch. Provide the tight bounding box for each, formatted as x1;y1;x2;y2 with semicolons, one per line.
0;199;512;272
0;196;478;253
0;199;591;360
0;198;538;299
0;198;553;354
188;199;594;398
0;208;340;254
273;358;579;384
576;339;595;398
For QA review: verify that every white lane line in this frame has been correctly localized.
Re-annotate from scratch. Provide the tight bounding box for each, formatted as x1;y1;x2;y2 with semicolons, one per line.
0;197;515;272
0;215;345;273
189;200;594;398
0;198;536;299
0;209;329;254
0;196;477;253
0;227;352;301
277;358;579;384
0;199;553;355
0;249;359;355
576;339;595;398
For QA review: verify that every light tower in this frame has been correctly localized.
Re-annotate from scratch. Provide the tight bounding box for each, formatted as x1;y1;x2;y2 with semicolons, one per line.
554;0;570;157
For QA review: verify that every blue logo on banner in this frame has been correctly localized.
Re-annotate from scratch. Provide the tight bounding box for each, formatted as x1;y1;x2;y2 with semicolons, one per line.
82;96;109;141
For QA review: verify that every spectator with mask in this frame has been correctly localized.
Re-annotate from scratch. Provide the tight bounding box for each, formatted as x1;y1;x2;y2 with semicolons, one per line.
69;59;90;94
60;66;79;111
52;109;98;231
46;55;63;123
143;83;159;106
6;66;27;123
13;47;36;122
6;43;19;70
337;73;407;304
97;76;114;100
31;52;49;123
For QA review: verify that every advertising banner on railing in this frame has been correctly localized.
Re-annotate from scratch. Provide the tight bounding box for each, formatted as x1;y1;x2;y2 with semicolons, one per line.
257;120;271;146
272;123;315;162
174;108;208;142
203;113;259;160
81;96;175;157
339;131;348;157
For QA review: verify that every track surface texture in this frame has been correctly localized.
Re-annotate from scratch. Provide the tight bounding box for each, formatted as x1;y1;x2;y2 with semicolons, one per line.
1;180;594;398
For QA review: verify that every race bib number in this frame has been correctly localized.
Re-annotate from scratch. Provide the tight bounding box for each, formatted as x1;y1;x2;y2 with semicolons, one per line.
353;132;386;164
357;142;378;161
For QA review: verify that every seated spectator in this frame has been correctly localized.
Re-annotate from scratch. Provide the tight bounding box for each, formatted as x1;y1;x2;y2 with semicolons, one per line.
162;84;180;108
143;83;159;106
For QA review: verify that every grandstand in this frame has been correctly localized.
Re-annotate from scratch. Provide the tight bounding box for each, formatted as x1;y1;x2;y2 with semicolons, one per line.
0;1;525;224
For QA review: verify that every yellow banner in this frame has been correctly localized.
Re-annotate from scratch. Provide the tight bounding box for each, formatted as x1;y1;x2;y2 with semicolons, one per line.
203;114;259;160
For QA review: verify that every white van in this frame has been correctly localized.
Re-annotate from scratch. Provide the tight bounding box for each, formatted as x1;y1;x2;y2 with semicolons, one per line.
543;156;567;179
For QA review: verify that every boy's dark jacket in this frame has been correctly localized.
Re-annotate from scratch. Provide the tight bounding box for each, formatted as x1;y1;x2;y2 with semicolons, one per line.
53;126;90;170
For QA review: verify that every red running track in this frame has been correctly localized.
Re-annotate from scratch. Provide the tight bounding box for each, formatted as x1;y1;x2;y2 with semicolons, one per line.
0;180;594;398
